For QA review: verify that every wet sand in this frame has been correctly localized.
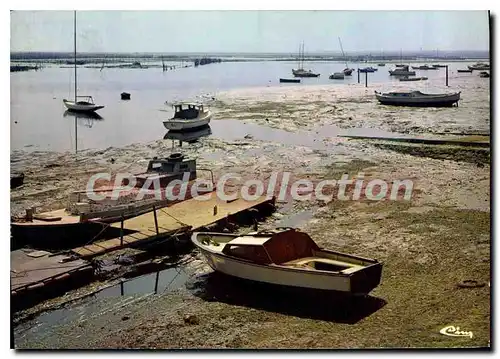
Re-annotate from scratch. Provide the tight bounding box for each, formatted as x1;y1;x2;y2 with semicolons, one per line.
12;76;490;349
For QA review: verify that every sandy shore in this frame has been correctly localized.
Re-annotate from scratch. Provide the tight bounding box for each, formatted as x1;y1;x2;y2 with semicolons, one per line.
12;79;490;349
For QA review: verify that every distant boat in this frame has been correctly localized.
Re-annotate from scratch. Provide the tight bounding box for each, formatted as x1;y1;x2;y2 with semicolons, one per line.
389;66;416;76
375;90;461;107
329;72;345;80
343;68;353;76
432;64;447;68
399;76;428;82
377;63;386;67
411;65;438;70
280;78;301;83
359;67;378;73
479;71;490;78
292;42;320;78
457;69;473;73
163;103;212;131
63;11;104;114
338;37;353;76
468;63;490;71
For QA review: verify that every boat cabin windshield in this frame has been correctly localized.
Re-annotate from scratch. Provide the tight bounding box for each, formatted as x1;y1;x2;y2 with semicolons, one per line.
173;104;204;120
223;245;272;264
222;230;320;265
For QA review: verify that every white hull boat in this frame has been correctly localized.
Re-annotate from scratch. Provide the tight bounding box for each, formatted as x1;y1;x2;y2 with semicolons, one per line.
192;228;383;295
63;12;104;114
329;72;345;80
163;103;212;131
63;97;104;113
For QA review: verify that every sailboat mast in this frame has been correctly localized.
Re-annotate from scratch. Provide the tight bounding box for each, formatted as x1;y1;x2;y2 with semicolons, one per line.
338;37;347;68
74;11;77;103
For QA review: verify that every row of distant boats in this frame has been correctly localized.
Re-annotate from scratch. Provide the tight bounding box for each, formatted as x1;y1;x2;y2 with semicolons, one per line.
280;62;490;83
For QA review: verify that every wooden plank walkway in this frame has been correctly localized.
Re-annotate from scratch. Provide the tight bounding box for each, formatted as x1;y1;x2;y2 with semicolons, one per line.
11;250;92;294
71;194;273;258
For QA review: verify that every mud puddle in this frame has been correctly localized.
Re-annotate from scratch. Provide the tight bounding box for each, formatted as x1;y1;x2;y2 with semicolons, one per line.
14;266;191;343
204;119;412;150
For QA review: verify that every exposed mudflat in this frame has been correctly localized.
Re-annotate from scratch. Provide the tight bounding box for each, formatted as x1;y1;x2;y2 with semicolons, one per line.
12;79;490;349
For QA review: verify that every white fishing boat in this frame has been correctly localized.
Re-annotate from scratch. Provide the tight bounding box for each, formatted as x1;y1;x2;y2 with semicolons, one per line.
163;103;212;131
192;228;383;295
63;11;104;114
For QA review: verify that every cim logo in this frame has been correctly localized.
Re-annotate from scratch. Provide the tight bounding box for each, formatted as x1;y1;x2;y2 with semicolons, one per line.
439;325;473;339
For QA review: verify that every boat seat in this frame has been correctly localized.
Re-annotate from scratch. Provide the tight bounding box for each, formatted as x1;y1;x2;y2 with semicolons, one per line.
282;257;360;272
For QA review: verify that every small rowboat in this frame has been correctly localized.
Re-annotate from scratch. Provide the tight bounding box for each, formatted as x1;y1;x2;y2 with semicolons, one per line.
457;69;473;73
279;78;301;83
192;228;383;295
399;76;428;82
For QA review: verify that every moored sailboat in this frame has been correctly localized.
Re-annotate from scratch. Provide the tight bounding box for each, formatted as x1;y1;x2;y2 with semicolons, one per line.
63;11;104;114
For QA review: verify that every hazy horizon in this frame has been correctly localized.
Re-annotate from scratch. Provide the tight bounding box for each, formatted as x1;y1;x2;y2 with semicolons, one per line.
11;10;490;53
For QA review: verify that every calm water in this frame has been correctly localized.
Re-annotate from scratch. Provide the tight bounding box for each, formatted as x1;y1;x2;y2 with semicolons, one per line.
10;60;480;152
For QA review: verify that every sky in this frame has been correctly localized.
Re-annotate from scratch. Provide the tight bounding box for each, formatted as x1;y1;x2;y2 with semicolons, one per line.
10;10;490;53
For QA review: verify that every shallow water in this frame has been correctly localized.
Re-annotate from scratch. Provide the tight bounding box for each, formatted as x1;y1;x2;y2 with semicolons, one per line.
14;266;190;343
10;60;484;152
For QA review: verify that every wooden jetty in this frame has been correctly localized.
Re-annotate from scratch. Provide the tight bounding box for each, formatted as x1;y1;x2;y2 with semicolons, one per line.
11;249;93;309
71;194;275;259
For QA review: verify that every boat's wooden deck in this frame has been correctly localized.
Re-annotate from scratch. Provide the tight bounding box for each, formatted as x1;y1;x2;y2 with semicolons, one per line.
71;195;272;258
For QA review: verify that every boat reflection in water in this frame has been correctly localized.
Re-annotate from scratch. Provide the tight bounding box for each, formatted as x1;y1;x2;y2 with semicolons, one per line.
163;125;212;146
63;110;104;128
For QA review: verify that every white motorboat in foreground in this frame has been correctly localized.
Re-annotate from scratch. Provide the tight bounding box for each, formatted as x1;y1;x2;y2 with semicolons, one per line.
192;228;383;295
163;103;212;131
63;96;105;113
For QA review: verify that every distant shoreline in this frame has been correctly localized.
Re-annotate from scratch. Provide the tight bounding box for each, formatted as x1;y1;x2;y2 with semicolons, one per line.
10;50;489;62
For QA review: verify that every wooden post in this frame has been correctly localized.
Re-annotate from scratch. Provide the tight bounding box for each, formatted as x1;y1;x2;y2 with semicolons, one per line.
120;280;124;296
153;205;159;235
154;271;160;294
445;65;449;86
357;69;360;83
120;214;124;246
365;71;368;87
25;208;33;222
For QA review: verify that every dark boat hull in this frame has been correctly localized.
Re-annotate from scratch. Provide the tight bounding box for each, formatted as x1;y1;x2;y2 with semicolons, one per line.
376;99;459;107
279;78;301;83
292;73;320;78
